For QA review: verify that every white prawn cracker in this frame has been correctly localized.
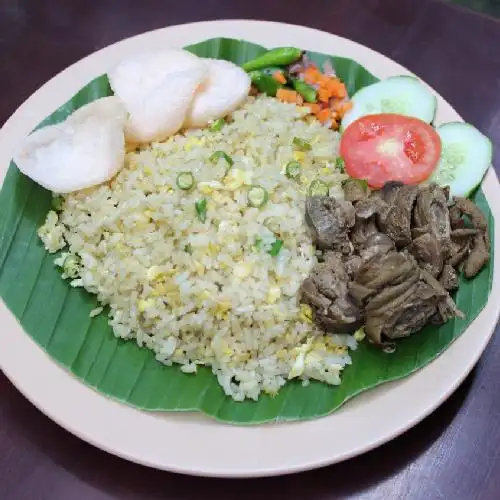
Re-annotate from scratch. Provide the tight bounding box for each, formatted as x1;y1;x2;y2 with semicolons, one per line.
185;59;251;128
109;49;208;143
13;96;127;193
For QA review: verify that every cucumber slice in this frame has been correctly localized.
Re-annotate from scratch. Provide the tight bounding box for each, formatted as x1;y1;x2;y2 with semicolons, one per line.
429;122;492;198
341;76;437;130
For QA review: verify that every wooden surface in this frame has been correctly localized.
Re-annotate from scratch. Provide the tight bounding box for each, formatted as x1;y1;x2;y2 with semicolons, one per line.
2;0;500;498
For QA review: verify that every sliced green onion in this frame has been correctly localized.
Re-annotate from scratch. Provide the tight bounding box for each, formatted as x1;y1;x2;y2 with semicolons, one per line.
184;243;193;254
62;254;81;278
268;239;284;256
195;198;207;222
247;185;269;207
285;161;302;180
209;150;233;167
309;179;329;197
176;172;195;190
335;157;345;172
253;237;263;251
292;137;312;151
209;118;225;132
51;195;64;211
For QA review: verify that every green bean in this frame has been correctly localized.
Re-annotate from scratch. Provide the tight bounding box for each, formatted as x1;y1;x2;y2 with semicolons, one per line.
250;73;284;97
292;79;317;103
243;47;303;72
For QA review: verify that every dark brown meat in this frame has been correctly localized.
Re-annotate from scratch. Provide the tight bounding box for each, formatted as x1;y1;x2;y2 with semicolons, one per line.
381;184;420;247
350;218;379;247
449;205;465;229
355;197;387;219
343;179;369;203
440;264;459;291
464;234;489;278
299;253;363;334
353;252;462;345
413;185;452;257
358;233;395;263
447;238;471;267
343;254;362;278
454;197;488;232
305;196;355;253
407;232;443;277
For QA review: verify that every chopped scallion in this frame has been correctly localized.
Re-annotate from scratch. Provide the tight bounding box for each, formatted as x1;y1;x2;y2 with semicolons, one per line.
309;179;329;197
195;198;207;223
176;172;195;190
247;185;269;207
292;137;312;151
335;157;345;172
285;161;302;180
208;118;225;132
209;150;233;167
268;239;284;256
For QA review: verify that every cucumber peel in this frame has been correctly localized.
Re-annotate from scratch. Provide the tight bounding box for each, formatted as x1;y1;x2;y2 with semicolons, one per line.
429;122;492;198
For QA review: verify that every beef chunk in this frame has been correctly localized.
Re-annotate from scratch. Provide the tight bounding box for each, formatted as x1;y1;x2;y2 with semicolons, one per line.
408;232;443;277
381;185;420;247
414;185;452;257
305;196;355;253
299;253;363;333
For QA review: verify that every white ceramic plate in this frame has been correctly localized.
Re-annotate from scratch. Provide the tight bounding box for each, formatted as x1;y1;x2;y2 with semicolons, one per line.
1;20;499;478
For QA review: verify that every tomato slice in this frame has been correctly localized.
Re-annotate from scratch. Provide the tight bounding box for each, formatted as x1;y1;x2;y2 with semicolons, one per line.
339;114;441;188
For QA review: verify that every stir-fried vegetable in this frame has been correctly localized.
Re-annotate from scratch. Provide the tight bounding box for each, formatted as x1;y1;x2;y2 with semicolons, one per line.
242;47;303;72
195;198;207;222
208;118;225;132
276;88;303;105
247;185;269;207
209;150;233;167
250;72;284;97
292;137;312;151
268;239;284;256
285;161;302;180
292;79;317;103
176;172;195;190
309;179;329;196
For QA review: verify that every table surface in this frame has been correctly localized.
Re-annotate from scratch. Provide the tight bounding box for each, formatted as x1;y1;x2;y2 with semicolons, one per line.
2;0;500;498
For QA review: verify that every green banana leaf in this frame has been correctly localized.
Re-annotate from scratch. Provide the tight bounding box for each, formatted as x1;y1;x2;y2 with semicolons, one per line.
0;38;493;424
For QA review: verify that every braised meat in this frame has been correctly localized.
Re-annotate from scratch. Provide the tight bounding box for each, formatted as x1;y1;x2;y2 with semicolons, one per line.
299;253;363;333
305;196;355;253
300;180;490;347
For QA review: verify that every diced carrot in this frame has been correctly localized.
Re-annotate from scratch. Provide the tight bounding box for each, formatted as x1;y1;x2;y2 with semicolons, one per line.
306;103;321;115
272;71;287;85
317;108;331;123
303;67;321;85
336;83;347;99
276;88;301;104
318;87;331;103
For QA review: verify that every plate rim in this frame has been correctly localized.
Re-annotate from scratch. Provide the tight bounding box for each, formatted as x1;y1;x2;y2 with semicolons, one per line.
1;19;499;478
